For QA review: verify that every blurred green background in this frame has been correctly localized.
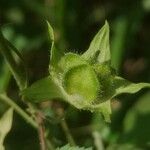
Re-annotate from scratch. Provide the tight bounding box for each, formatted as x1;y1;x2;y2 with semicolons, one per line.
0;0;150;149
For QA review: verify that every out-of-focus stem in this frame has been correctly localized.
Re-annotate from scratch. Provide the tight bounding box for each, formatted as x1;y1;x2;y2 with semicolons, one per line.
0;63;11;92
61;118;76;146
0;94;38;129
111;16;128;72
0;29;26;90
56;107;76;146
36;112;47;150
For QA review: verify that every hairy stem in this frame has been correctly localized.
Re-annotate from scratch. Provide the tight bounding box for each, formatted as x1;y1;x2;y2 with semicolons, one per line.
0;94;38;129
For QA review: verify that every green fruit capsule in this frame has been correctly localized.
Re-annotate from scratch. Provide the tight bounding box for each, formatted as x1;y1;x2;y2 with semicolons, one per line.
63;64;100;102
59;53;87;71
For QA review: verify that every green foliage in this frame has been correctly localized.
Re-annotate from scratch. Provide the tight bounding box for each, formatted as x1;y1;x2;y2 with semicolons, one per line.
22;77;64;102
112;77;150;97
123;92;150;147
0;0;150;149
22;21;150;122
47;21;63;72
0;108;13;150
2;10;149;123
56;144;92;150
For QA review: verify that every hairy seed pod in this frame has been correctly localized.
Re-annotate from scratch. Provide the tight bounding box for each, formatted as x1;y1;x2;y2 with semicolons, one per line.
63;64;100;102
59;53;87;71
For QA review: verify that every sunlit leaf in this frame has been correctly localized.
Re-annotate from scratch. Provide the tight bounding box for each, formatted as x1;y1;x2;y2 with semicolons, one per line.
0;108;13;150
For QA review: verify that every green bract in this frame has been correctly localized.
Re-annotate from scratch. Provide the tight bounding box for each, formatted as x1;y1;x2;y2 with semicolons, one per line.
22;21;150;122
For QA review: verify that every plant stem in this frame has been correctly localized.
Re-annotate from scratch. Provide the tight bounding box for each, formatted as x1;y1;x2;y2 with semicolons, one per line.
46;139;55;150
92;131;104;150
56;107;76;146
0;30;26;90
0;63;11;92
0;94;38;129
36;111;47;150
60;118;76;146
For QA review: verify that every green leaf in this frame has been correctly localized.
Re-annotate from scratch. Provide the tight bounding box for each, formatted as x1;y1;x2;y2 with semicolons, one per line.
112;76;150;98
22;77;64;102
56;144;92;150
95;75;150;107
0;108;13;150
82;21;110;64
123;92;150;147
47;21;63;71
107;144;142;150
